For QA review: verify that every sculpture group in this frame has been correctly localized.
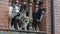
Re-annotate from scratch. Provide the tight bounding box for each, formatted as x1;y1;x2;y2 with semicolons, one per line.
9;0;46;31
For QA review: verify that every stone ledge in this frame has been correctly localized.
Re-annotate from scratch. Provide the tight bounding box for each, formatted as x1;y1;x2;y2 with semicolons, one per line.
0;29;46;34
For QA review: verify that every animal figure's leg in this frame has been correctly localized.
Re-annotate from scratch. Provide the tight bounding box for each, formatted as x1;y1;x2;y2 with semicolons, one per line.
18;24;22;30
32;25;35;31
32;25;37;31
9;18;12;29
36;24;39;31
9;17;14;29
24;21;30;31
9;18;15;30
34;23;37;31
32;21;39;31
18;20;23;30
21;21;27;30
23;16;30;30
17;23;20;29
14;23;18;29
32;21;36;31
31;24;34;31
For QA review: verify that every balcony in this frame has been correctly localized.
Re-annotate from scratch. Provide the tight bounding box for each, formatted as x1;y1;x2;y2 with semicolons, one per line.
0;29;46;34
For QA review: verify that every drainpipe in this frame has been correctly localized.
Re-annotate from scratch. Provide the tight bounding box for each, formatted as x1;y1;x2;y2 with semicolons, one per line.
51;0;55;34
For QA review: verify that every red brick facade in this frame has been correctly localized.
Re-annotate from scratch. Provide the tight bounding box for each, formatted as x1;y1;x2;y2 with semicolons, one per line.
54;0;60;34
0;0;9;29
1;0;60;34
45;0;51;34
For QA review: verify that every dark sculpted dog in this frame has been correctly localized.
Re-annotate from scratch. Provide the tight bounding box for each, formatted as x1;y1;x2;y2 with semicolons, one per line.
11;3;27;30
11;13;23;29
32;8;46;30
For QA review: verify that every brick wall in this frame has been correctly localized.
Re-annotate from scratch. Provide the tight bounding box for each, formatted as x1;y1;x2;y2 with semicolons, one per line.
45;0;51;34
0;0;9;29
39;0;46;31
54;0;60;34
0;0;52;34
39;0;51;34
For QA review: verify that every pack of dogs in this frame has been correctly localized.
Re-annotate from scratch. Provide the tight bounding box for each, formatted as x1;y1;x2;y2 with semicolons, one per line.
9;0;46;31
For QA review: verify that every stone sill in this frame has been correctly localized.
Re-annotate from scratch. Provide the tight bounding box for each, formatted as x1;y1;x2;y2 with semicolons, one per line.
0;29;46;34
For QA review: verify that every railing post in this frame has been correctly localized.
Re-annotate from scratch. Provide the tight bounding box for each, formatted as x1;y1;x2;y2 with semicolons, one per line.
35;0;40;31
28;0;33;30
14;0;19;13
9;0;14;29
35;0;39;12
9;0;13;16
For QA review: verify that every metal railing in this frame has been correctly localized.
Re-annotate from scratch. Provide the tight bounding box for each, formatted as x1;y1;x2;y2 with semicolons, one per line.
0;29;46;34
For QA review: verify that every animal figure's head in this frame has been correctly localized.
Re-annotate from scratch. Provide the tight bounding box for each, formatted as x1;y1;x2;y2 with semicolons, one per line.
22;16;29;22
41;8;46;14
36;8;46;19
20;4;26;12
